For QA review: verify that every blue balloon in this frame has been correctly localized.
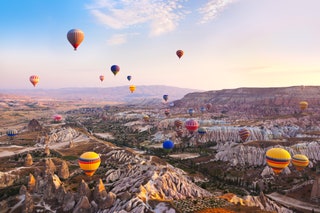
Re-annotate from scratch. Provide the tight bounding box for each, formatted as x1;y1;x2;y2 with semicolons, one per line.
163;140;174;149
127;75;132;81
163;94;169;102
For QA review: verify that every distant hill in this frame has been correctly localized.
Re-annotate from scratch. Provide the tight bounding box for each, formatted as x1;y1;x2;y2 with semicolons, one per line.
173;86;320;116
0;85;202;104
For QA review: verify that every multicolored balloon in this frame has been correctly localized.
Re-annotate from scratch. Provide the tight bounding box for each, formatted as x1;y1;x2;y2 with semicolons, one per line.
129;85;136;93
111;65;120;76
176;50;184;59
6;129;18;138
292;154;309;171
265;148;291;174
185;119;199;134
200;106;206;113
78;152;101;176
29;75;39;87
164;109;170;117
127;75;132;81
67;29;84;51
143;115;150;122
239;128;250;142
174;120;183;129
198;127;207;135
99;75;105;82
163;139;174;150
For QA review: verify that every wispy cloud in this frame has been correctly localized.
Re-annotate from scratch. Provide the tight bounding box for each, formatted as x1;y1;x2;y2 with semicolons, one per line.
87;0;188;36
107;34;127;45
198;0;236;24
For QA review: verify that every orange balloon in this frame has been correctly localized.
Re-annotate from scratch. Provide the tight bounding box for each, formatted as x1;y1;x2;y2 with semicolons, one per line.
29;75;39;87
99;75;105;82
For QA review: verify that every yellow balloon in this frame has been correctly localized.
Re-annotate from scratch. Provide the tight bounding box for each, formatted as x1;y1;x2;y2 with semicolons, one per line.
292;154;309;171
129;85;136;93
299;101;308;111
78;152;101;176
266;148;291;174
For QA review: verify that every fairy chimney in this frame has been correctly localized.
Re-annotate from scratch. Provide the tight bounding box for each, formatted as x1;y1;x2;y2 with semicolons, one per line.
28;173;36;193
44;145;50;156
24;154;33;166
58;161;70;180
27;119;42;132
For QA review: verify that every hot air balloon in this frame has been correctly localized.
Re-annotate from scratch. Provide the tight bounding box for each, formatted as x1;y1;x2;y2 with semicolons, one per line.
188;108;195;116
200;106;206;114
163;95;169;102
67;29;84;51
6;129;18;139
78;152;101;176
185;119;199;134
127;75;132;81
292;154;309;171
176;50;184;59
198;127;207;136
163;139;174;150
265;148;291;174
169;102;175;107
99;75;105;82
239;128;250;143
111;65;120;76
143;115;150;122
174;120;183;129
299;101;308;111
164;109;170;117
29;75;39;87
53;114;62;122
129;85;136;93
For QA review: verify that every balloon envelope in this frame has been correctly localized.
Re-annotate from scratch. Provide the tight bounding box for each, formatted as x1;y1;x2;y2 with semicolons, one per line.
53;114;62;122
292;154;309;171
67;29;84;50
198;127;207;135
6;129;18;137
111;65;120;76
174;120;183;128
239;128;250;142
188;108;195;116
163;140;174;149
185;119;199;134
299;101;308;110
266;148;291;174
29;75;39;87
176;50;184;59
129;85;136;93
163;95;169;102
99;75;105;82
127;75;132;81
78;152;101;176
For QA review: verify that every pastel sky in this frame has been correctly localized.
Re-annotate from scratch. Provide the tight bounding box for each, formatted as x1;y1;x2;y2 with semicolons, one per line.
1;0;320;91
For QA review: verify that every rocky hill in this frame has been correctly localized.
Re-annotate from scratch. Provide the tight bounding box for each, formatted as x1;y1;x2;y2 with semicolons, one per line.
173;86;320;116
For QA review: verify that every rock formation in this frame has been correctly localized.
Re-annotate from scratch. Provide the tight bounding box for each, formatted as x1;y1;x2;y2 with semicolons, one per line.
27;173;36;193
24;153;33;166
22;191;34;213
27;119;42;132
44;145;50;156
311;175;320;203
44;158;56;175
58;160;69;180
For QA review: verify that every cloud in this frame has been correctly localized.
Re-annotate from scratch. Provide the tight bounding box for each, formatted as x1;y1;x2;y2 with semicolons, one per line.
198;0;236;24
87;0;187;36
107;34;127;45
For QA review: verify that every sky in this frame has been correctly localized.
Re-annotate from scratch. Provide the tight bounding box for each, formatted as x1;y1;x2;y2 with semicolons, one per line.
1;0;320;91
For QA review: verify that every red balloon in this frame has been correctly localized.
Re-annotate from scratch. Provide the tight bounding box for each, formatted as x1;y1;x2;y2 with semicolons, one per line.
239;128;250;142
185;119;199;134
176;50;184;59
67;29;84;51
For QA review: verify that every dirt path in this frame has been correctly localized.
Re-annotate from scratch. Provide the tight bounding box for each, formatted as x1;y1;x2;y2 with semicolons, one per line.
267;192;320;213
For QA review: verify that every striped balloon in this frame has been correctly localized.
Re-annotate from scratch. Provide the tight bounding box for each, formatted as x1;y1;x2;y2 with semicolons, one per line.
266;148;291;174
78;152;101;176
174;120;183;128
198;127;207;135
185;119;199;134
67;29;84;51
292;154;309;171
29;75;39;87
6;129;18;137
239;128;250;142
